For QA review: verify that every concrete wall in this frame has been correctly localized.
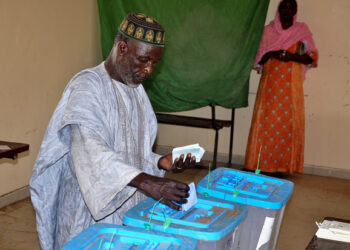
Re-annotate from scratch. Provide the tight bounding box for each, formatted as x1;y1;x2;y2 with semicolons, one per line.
0;0;102;196
156;0;350;172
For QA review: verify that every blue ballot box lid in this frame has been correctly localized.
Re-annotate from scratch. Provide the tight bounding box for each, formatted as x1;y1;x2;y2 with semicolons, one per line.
123;194;247;241
197;167;294;209
61;223;197;250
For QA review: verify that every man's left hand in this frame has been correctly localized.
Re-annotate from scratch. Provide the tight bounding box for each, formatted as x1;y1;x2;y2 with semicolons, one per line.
158;153;196;173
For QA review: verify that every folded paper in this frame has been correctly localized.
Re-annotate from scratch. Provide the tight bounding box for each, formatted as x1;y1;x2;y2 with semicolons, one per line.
182;182;197;211
172;143;205;163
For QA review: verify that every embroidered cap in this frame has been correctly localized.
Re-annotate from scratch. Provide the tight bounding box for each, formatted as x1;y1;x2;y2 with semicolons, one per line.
119;13;165;47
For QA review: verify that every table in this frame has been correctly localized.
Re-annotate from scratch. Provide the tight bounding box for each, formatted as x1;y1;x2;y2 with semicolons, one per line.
0;141;29;159
305;217;350;250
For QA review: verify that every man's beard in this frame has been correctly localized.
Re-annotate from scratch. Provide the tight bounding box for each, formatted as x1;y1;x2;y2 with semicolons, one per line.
125;80;140;88
122;67;142;88
124;76;141;88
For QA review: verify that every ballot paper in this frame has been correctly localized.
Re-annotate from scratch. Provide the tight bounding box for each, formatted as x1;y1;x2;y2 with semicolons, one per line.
316;220;350;243
182;182;197;211
172;143;205;163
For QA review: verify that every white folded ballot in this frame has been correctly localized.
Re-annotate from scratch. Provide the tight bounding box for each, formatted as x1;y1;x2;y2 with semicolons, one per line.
315;219;350;243
182;182;198;211
172;143;205;163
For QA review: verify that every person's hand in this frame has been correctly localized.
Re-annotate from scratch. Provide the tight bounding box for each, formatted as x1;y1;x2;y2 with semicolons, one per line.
258;51;281;65
270;50;284;60
129;173;189;210
158;153;196;173
272;50;295;62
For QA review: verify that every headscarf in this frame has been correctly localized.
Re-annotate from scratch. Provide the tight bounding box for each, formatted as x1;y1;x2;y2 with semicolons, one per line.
254;0;317;67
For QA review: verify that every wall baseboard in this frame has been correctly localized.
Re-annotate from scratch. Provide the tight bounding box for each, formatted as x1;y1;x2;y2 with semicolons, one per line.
154;145;350;180
0;186;30;209
302;164;350;180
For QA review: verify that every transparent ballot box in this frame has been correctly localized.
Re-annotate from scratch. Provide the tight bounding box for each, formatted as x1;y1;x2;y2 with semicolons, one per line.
197;167;294;250
123;195;248;250
61;223;197;250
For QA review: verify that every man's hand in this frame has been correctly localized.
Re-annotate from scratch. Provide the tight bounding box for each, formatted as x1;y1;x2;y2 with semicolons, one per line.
158;153;196;173
129;173;189;210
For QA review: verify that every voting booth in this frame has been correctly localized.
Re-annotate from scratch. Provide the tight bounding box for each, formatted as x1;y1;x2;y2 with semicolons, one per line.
197;167;294;250
123;195;247;250
61;223;197;250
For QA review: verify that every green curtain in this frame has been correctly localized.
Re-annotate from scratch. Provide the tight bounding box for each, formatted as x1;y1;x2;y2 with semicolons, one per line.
98;0;269;111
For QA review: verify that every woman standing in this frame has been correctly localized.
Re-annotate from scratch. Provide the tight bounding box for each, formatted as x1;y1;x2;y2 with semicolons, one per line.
245;0;318;174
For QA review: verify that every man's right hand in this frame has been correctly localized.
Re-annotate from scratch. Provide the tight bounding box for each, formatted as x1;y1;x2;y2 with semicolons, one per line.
129;173;189;210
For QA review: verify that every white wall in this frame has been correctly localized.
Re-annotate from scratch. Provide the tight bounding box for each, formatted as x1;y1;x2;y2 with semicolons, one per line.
0;0;102;196
0;0;349;197
156;0;350;171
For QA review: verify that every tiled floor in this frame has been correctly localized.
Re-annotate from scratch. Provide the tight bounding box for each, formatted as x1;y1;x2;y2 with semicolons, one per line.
1;168;350;250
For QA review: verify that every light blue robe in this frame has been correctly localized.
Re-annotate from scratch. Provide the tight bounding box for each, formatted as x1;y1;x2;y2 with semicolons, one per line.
30;63;163;250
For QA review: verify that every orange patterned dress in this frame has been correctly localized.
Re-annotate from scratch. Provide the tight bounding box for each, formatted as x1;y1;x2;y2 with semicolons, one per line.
245;42;317;174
